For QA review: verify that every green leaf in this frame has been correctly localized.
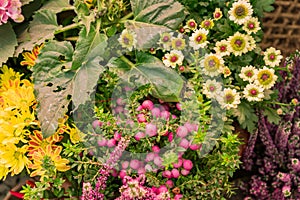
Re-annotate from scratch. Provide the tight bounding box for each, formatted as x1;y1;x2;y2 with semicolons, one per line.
0;23;17;64
253;0;275;17
21;0;34;5
72;26;105;70
263;107;281;125
233;101;258;133
112;52;184;102
72;34;108;111
15;9;59;55
125;21;170;50
131;0;186;29
33;41;74;138
41;0;74;13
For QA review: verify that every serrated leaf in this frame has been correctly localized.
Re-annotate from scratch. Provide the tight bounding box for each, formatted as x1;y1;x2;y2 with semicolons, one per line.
263;107;281;125
112;52;184;102
72;26;105;70
21;0;34;5
72;34;108;111
131;0;186;29
0;23;17;64
34;41;74;138
125;21;170;50
233;101;258;133
253;0;275;17
15;9;59;55
41;0;74;13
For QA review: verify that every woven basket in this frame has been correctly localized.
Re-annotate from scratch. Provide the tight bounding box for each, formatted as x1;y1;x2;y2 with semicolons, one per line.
261;0;300;57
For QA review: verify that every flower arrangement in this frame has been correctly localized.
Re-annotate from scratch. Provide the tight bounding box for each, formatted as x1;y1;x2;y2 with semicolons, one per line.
0;0;294;199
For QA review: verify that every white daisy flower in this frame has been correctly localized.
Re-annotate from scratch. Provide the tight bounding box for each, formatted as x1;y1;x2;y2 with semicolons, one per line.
255;66;278;89
243;83;264;102
228;0;253;25
203;79;223;98
163;50;184;68
214;39;231;57
118;29;137;51
200;53;224;77
158;32;174;51
263;47;283;68
218;88;241;110
242;17;261;34
228;32;251;56
189;28;209;50
239;65;258;82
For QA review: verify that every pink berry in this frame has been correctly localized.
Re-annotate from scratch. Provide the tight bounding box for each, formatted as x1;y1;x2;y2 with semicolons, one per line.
165;180;174;188
160;110;170;120
138;167;146;175
145;123;157;137
172;114;177;119
97;139;107;147
137;113;147;123
114;132;122;141
179;138;190;149
158;185;168;193
119;170;127;179
168;132;174;142
107;138;117;147
174;194;183;200
114;106;124;114
189;144;201;151
183;159;193;170
92;120;103;129
142;100;154;110
176;103;182;111
181;169;190;176
173;158;183;168
137;105;143;111
171;168;180;179
162;170;172;179
110;168;118;177
145;152;156;162
152;145;160;153
151;107;161;118
134;131;145;141
130;159;140;170
154;156;162;167
176;126;188;138
121;161;129;169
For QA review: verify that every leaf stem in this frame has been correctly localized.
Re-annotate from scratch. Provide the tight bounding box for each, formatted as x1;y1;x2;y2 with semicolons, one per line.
120;55;135;69
55;22;82;35
119;12;134;23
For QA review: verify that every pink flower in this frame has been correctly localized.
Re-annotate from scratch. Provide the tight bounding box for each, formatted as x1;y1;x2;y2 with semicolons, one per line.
134;131;145;141
130;159;140;170
142;100;154;110
173;158;183;168
165;180;174;188
179;138;190;149
171;168;180;178
162;170;172;178
0;0;24;25
181;169;190;176
145;123;158;137
176;126;188;138
183;159;193;170
152;145;160;153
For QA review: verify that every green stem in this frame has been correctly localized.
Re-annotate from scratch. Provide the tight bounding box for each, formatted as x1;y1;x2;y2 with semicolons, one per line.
120;55;135;69
54;22;82;35
119;12;134;23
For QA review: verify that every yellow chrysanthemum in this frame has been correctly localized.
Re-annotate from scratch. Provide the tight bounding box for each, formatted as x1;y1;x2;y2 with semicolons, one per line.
0;65;22;91
0;144;31;176
228;0;253;25
29;145;70;181
0;164;9;180
28;130;63;155
20;44;44;68
67;126;85;144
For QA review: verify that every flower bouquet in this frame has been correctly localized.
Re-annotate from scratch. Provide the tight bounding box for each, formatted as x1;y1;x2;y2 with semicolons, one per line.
0;0;291;199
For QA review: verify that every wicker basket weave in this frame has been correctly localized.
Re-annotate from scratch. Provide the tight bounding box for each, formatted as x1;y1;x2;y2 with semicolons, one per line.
261;0;300;57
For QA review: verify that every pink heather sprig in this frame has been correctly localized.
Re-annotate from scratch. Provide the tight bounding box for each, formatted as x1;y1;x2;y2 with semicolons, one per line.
0;0;24;25
242;129;258;171
81;136;130;199
80;182;94;200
